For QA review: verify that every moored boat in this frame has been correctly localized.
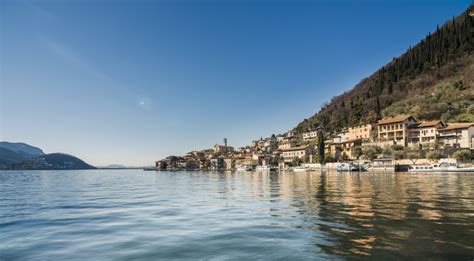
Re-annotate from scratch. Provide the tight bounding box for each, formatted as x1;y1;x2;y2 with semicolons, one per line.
236;165;253;172
255;165;279;172
408;162;474;172
336;162;358;172
292;166;308;172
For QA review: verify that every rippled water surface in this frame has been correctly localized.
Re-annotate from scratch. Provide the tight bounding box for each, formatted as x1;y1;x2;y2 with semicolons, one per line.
1;170;474;260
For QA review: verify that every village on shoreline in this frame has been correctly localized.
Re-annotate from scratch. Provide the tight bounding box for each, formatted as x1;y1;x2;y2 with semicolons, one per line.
153;115;474;172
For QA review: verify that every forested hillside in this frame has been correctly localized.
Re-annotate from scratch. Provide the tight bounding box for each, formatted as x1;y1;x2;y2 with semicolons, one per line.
296;4;474;133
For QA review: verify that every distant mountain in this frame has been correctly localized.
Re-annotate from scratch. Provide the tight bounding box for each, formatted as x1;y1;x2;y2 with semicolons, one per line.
10;153;96;170
296;4;473;133
0;142;44;157
0;141;46;169
0;141;96;170
0;147;35;169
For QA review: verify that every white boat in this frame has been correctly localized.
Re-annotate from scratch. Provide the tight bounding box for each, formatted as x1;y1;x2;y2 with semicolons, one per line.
255;165;278;172
409;162;474;172
292;166;308;172
236;165;253;172
336;162;358;172
255;165;269;171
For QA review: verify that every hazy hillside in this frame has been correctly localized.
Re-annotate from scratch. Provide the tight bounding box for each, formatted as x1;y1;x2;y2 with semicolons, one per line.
296;4;473;133
10;153;96;170
0;142;44;156
0;147;35;169
0;142;96;170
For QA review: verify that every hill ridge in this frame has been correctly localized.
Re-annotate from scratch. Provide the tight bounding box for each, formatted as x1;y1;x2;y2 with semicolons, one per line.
295;4;473;133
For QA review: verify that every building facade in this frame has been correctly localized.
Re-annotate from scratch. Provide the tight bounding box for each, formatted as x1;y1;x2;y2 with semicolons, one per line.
437;123;474;149
408;120;446;146
348;123;375;141
377;116;416;147
281;145;313;163
302;129;319;141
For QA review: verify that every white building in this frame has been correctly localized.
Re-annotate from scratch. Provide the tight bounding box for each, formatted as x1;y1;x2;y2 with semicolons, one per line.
333;129;349;143
302;130;319;141
438;123;474;149
408;120;446;146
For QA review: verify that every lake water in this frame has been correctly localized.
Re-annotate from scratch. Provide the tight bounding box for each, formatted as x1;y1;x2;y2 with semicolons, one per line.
1;170;474;260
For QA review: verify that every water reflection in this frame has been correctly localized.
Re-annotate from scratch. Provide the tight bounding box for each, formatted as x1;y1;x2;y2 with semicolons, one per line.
228;171;474;258
1;170;474;260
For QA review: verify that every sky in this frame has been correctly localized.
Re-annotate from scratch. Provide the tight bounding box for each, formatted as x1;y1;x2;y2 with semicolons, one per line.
0;0;471;166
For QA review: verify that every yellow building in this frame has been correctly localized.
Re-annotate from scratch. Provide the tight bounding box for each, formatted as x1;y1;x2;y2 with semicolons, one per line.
348;123;375;141
278;140;296;150
330;139;363;160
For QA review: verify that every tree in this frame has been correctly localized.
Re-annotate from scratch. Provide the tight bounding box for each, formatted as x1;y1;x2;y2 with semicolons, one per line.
292;157;303;166
324;155;336;163
354;146;363;159
382;145;393;158
362;145;383;161
406;150;420;164
317;131;325;164
269;156;280;166
452;150;471;162
311;153;320;163
294;6;474;134
426;151;443;162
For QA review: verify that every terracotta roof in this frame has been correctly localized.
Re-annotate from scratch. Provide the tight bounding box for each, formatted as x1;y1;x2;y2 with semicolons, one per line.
418;120;444;128
438;123;474;131
378;115;413;125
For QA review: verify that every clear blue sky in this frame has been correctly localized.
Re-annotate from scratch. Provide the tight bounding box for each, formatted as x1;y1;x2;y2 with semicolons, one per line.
1;0;471;166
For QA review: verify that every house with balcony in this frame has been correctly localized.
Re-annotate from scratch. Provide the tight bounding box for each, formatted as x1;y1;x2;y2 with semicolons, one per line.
437;123;474;149
377;115;416;147
408;120;446;147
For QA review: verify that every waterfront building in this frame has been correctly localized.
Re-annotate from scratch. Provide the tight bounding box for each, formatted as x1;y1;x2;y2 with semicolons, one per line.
408;120;446;146
329;138;362;160
281;145;313;163
437;123;474;149
234;155;254;167
348;123;375;141
223;158;234;170
339;138;362;159
377;115;416;147
210;157;225;170
185;160;200;170
324;140;334;156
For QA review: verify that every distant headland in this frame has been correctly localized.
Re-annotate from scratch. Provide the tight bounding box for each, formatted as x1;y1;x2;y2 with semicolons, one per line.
0;142;96;170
